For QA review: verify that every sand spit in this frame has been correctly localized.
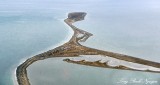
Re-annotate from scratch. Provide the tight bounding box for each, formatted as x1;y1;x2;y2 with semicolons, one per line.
16;12;160;85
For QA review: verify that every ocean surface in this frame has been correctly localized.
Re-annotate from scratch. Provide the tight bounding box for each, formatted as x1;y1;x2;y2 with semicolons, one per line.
0;10;72;85
0;0;160;85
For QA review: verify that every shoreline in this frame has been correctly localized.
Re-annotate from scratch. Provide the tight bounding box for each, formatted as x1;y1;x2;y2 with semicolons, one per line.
12;18;74;85
16;12;160;85
63;55;160;73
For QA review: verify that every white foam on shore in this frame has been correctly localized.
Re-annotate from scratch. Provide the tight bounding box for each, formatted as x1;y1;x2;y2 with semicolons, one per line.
11;57;27;85
69;55;160;72
12;18;74;85
12;68;18;85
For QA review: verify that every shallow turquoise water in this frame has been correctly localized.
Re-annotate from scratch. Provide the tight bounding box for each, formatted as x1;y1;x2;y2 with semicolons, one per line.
0;0;160;85
0;14;71;85
74;0;160;62
28;58;160;85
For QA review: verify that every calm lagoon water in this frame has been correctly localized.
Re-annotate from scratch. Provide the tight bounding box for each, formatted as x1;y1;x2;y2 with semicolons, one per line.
0;0;160;85
28;57;160;85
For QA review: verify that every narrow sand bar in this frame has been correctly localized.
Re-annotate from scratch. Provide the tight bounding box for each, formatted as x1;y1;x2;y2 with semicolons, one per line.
16;12;160;85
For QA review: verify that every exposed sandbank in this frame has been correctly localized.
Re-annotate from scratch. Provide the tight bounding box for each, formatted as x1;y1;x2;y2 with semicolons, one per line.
16;12;160;85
